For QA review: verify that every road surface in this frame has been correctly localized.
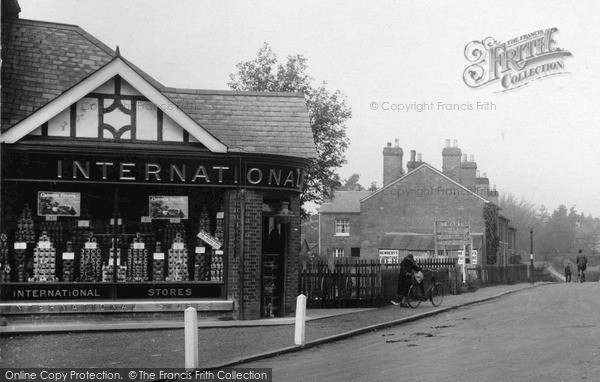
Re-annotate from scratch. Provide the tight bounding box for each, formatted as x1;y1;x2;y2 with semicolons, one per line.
240;282;600;381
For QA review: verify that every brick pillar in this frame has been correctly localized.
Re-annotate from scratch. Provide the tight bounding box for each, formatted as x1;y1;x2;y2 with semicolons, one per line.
226;189;263;320
284;194;301;315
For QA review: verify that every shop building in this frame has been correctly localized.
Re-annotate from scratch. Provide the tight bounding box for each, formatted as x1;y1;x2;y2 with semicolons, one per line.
319;140;516;265
0;3;316;321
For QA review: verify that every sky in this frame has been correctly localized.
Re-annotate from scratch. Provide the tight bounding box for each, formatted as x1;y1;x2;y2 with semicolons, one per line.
18;0;600;217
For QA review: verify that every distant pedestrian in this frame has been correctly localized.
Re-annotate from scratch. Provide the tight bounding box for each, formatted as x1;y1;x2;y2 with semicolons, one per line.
564;263;572;283
576;249;587;282
397;254;422;307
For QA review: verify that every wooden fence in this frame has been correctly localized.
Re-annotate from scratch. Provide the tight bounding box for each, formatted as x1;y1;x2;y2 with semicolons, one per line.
299;258;543;308
298;258;460;308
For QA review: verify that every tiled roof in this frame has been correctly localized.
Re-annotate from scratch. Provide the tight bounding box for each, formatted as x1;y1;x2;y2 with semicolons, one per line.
320;191;372;213
163;89;317;159
2;18;316;160
1;18;115;129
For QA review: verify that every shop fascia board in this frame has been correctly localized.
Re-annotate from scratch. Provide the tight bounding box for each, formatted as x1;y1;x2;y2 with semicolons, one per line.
360;163;489;204
0;57;228;153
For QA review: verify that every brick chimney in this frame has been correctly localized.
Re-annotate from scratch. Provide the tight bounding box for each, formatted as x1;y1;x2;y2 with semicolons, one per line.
406;150;422;173
460;154;477;191
1;0;21;19
476;171;490;198
442;139;462;182
383;139;403;186
487;184;499;205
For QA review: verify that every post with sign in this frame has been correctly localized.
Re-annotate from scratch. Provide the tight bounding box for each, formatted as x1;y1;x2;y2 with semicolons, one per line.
435;220;471;283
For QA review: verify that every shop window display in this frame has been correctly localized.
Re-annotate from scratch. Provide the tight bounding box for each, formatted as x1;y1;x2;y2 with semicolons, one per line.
0;183;227;300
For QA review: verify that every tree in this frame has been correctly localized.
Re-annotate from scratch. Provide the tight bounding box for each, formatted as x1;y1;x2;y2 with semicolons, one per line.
228;43;351;218
339;174;365;191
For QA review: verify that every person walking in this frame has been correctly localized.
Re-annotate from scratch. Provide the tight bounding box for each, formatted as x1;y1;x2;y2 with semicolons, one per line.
397;254;422;307
576;249;587;282
564;262;572;283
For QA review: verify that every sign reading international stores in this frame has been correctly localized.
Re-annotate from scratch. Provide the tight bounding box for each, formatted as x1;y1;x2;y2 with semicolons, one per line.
463;27;572;91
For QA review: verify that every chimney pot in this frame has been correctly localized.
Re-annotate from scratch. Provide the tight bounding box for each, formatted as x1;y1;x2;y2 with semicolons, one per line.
417;153;422;161
469;154;474;162
483;172;487;178
445;139;451;147
395;139;400;147
387;142;392;147
410;150;416;161
462;154;467;162
476;170;481;178
453;139;458;148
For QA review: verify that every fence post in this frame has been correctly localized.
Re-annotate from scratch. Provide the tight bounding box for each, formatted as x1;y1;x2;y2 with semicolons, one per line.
184;307;199;371
295;294;307;346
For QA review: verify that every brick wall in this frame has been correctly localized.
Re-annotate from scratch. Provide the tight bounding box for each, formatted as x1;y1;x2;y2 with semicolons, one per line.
361;166;486;259
225;189;263;320
319;213;362;258
284;195;301;315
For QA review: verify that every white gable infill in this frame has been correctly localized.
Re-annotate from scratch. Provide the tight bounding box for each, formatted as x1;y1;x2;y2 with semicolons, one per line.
0;56;228;152
360;163;489;203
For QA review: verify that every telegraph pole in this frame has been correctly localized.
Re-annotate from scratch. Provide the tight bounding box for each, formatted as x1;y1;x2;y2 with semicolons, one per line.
530;228;534;284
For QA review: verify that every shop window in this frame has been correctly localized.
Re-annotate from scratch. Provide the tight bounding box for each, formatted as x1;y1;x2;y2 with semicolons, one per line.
335;219;350;236
351;247;360;257
0;183;227;301
333;248;345;258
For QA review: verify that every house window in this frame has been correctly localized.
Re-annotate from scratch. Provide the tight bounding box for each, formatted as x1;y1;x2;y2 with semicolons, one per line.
333;248;345;258
351;247;360;257
335;219;350;236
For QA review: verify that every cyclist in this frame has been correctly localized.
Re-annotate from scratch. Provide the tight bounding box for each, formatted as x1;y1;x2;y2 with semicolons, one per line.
397;254;422;307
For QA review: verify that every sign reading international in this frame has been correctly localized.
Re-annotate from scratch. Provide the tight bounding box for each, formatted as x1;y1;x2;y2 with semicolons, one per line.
149;196;188;219
37;191;80;217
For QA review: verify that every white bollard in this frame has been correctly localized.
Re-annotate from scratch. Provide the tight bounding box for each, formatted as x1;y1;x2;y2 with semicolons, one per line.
294;294;307;346
184;307;199;371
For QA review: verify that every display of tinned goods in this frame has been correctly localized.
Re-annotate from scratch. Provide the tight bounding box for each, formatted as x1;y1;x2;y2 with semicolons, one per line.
31;231;57;282
166;233;188;281
210;250;224;282
0;233;11;282
61;241;76;282
152;241;165;282
126;232;148;282
102;242;126;282
79;233;102;282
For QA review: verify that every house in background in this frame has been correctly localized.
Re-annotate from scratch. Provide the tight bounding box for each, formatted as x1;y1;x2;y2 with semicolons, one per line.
318;139;516;266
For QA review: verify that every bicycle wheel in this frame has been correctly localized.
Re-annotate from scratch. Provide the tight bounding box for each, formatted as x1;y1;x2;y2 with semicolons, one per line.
430;282;444;307
407;284;422;308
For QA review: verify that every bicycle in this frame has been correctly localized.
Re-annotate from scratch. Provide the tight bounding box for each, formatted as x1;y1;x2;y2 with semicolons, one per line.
406;269;444;308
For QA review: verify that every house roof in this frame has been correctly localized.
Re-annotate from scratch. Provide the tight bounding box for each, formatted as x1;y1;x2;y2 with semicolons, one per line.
361;163;489;203
1;18;317;160
320;191;372;213
1;18;115;129
163;89;316;159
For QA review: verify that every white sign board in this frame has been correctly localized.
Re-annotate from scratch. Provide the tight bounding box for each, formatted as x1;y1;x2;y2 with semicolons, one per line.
197;230;223;249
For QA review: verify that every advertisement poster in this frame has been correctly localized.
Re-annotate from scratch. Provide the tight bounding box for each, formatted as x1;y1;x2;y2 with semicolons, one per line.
37;191;80;217
149;196;188;219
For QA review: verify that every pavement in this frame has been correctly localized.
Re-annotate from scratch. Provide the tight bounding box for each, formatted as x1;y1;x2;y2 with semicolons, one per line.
0;282;551;371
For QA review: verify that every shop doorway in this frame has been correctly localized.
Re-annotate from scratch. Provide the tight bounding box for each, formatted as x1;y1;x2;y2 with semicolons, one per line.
261;215;287;317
